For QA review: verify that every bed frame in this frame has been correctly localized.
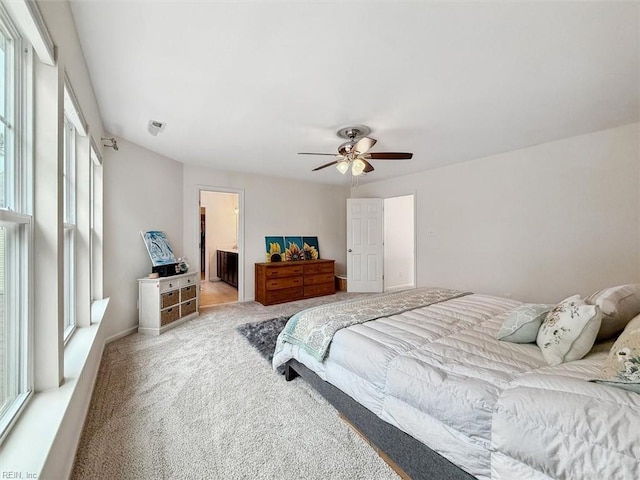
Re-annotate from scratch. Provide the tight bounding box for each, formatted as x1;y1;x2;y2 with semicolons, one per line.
284;359;475;480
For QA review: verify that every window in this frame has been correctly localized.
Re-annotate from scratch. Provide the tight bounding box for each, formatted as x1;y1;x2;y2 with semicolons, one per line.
63;115;75;340
89;143;102;304
0;4;32;441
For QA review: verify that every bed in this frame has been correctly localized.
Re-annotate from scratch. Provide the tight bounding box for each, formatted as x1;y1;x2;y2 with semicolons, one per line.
272;287;640;480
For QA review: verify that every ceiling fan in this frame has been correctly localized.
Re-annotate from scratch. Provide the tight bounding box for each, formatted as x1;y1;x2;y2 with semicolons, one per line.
298;125;413;177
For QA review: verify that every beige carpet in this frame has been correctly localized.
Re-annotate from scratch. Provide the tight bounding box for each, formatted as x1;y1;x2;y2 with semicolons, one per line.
72;293;398;480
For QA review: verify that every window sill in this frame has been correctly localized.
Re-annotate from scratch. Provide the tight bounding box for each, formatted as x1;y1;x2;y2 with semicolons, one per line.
0;298;109;478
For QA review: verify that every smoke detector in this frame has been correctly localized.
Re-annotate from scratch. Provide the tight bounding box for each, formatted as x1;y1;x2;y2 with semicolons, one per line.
148;120;166;136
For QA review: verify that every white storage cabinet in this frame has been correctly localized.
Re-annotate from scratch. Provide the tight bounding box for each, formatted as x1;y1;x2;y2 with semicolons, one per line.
138;272;199;335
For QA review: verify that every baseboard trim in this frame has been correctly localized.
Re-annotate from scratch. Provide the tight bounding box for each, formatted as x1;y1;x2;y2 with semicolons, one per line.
105;325;138;344
385;283;415;293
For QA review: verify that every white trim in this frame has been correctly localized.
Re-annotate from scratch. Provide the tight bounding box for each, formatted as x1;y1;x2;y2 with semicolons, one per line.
3;0;55;66
385;283;415;293
64;77;88;137
0;209;30;224
0;308;108;476
0;299;108;477
104;325;137;344
90;137;102;166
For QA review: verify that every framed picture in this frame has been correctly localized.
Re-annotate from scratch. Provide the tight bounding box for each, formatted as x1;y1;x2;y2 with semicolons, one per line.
302;236;320;260
284;236;305;261
141;231;177;266
265;236;285;262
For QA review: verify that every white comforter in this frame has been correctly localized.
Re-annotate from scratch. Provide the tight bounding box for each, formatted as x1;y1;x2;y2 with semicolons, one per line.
273;293;640;479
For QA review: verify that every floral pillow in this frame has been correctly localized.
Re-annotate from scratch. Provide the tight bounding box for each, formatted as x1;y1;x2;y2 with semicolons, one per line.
592;314;640;393
536;295;602;366
497;304;553;343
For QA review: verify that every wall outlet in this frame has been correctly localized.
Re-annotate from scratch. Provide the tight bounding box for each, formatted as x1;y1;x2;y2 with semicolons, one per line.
504;293;512;299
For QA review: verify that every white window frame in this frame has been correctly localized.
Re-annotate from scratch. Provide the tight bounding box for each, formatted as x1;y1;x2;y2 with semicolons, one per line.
0;2;33;444
89;141;102;305
62;116;76;342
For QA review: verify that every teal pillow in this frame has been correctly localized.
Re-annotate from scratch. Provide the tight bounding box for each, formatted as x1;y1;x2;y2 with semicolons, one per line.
498;304;553;343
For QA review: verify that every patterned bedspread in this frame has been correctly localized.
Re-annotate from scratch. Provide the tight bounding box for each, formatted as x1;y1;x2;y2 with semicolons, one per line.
272;287;470;365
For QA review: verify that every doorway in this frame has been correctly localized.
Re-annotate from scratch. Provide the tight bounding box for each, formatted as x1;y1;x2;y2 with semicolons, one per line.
383;194;415;292
346;194;415;293
199;190;241;307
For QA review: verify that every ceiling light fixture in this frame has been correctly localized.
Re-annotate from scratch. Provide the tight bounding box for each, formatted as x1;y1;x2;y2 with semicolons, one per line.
351;158;366;176
336;160;349;174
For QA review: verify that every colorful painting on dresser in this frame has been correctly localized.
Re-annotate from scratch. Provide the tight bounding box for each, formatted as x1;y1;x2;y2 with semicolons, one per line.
284;236;305;261
142;231;177;266
265;236;285;262
302;236;320;260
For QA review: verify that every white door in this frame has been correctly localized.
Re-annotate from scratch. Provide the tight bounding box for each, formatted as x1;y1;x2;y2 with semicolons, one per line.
347;198;384;292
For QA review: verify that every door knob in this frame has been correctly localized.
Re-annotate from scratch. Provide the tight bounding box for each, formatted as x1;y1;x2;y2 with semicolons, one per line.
348;249;352;252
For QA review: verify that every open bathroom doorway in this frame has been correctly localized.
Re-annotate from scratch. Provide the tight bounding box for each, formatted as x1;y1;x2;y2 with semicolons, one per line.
199;190;241;307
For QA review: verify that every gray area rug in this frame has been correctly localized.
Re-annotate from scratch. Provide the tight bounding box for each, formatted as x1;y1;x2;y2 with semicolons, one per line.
236;315;291;365
72;292;398;480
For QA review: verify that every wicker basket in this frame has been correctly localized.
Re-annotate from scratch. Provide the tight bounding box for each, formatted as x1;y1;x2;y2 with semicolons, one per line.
335;275;347;292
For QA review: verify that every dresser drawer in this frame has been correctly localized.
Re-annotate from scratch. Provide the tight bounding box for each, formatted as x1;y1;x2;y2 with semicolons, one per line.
161;290;180;309
304;273;334;285
304;282;335;298
265;265;304;278
266;287;304;305
181;299;197;317
181;285;197;301
160;306;180;326
304;262;334;275
267;276;303;290
159;279;180;293
179;275;197;287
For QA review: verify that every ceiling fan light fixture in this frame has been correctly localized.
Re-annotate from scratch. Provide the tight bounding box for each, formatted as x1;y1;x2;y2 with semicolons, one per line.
352;158;366;176
336;160;349;174
301;124;413;176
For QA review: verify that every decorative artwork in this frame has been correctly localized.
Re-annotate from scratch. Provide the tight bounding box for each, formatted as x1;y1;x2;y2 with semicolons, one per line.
302;236;320;260
265;235;321;262
142;231;177;266
284;236;305;261
265;236;285;262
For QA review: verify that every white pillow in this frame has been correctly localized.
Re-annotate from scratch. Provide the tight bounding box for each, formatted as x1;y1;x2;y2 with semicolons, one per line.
585;284;640;340
536;295;602;366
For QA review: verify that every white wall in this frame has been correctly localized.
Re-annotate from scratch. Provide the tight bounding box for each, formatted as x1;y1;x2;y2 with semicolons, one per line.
182;165;350;301
355;123;640;303
103;137;184;339
102;152;349;332
384;194;415;291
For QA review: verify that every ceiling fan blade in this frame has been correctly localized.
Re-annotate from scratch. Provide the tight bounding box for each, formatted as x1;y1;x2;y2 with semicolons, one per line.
298;152;337;156
312;160;339;171
363;159;375;173
353;137;377;155
365;152;413;160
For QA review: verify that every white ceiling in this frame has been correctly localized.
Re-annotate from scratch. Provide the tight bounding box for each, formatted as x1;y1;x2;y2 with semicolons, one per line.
69;1;639;186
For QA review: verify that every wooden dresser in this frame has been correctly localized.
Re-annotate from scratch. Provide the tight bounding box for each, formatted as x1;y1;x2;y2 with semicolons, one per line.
255;259;335;305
